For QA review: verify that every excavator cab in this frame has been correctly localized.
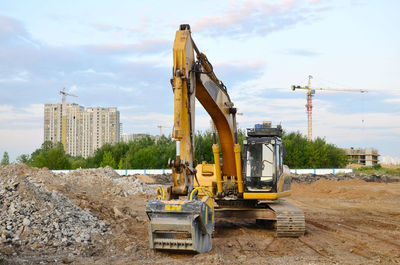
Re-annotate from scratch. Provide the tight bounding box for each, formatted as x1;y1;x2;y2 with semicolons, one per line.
243;123;286;194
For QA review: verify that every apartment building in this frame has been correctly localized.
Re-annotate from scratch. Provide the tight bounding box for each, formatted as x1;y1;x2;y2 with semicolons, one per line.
44;103;121;158
120;133;151;143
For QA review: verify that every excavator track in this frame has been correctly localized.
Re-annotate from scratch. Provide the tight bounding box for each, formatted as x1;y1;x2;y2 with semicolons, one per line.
268;202;305;237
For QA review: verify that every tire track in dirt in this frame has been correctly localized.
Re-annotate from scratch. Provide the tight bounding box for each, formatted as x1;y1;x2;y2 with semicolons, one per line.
297;238;327;257
307;219;400;250
338;222;400;249
306;219;398;260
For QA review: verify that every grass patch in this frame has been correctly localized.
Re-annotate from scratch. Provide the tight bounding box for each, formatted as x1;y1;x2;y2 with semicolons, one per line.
354;164;400;175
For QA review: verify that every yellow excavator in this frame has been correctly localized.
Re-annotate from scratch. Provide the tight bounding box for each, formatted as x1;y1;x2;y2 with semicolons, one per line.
146;24;305;253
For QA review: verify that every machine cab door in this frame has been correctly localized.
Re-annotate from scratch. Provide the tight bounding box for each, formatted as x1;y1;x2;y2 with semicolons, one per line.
243;137;283;192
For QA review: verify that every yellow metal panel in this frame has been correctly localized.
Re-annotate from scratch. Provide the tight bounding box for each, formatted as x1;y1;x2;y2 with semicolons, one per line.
243;191;291;200
277;174;290;192
234;144;243;193
165;204;182;211
212;144;223;193
195;163;215;193
277;174;284;192
201;163;214;176
161;200;189;204
61;116;67;151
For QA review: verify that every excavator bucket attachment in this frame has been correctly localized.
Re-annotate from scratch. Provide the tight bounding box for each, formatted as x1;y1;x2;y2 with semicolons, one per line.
146;197;214;253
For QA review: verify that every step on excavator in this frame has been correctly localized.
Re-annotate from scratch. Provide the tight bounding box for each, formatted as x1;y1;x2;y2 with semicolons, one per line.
146;24;305;253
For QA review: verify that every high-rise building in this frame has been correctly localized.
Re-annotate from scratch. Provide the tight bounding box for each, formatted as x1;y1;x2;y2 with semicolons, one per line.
121;133;134;143
44;103;121;158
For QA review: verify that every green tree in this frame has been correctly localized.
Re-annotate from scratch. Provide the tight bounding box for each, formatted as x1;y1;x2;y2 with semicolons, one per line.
194;130;214;164
132;147;158;169
1;152;10;165
44;147;71;169
100;151;117;168
118;158;126;169
70;156;87;169
282;131;308;168
25;128;348;171
30;141;71;169
17;154;31;164
282;131;348;168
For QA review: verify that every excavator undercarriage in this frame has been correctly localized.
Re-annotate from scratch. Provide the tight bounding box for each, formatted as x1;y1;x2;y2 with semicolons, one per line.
214;199;305;237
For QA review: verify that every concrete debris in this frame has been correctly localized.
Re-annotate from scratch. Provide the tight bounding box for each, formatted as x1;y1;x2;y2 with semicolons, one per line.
60;166;156;196
68;166;121;179
0;172;109;253
0;164;158;262
292;173;400;184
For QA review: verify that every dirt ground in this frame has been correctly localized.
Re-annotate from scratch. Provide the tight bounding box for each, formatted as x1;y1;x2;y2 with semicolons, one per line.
2;166;400;264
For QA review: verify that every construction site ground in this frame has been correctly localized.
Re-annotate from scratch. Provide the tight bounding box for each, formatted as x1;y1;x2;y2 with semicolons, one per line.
1;165;399;264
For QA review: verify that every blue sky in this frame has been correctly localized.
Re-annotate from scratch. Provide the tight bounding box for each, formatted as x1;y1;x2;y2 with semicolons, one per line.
0;0;399;162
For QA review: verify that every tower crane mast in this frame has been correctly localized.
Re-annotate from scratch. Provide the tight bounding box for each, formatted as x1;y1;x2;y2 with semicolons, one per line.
292;75;367;141
157;125;170;136
59;88;78;151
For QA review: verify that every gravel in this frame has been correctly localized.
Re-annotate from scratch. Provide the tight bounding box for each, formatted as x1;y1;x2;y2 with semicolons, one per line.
64;166;156;196
0;175;109;253
292;172;400;184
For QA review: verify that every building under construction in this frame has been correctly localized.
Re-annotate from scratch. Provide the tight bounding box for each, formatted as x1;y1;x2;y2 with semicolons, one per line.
343;147;380;166
44;103;121;158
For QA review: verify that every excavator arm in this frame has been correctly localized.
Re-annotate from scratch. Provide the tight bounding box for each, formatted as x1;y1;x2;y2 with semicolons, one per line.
169;24;243;197
168;24;197;195
146;24;242;253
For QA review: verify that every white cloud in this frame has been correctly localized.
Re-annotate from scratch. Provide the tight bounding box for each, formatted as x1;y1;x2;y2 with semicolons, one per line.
69;85;78;92
120;112;173;133
0;104;43;129
0;128;42;151
192;0;328;38
384;98;400;103
0;128;43;161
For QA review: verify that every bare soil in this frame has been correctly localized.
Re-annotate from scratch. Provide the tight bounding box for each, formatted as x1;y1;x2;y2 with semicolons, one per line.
1;166;399;264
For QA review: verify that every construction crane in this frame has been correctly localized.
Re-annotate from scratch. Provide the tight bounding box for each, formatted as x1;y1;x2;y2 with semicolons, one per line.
157;125;170;136
59;88;78;151
292;75;367;141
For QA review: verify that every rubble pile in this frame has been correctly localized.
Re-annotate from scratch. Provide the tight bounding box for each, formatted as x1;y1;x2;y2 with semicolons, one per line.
0;172;109;253
151;174;172;184
64;167;156;196
292;173;400;184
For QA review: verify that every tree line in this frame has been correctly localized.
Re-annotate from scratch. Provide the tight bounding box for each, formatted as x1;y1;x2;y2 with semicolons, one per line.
9;130;348;170
282;132;348;168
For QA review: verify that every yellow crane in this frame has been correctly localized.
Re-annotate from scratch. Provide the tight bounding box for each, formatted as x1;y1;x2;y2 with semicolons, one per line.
292;75;367;141
59;88;78;151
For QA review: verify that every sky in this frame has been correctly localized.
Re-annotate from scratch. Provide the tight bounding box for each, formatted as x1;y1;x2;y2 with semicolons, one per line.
0;0;399;162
